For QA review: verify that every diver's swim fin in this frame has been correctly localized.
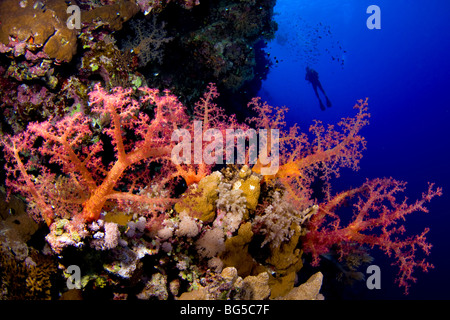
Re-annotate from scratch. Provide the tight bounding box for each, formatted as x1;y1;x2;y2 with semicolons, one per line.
319;100;326;111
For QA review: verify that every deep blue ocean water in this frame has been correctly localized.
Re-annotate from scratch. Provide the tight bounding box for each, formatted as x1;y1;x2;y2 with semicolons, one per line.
258;0;450;299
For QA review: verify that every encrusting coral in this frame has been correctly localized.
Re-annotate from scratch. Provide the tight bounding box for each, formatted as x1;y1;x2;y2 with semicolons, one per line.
0;0;78;62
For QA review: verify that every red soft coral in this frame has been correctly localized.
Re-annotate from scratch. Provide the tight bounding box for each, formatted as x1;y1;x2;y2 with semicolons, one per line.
249;97;370;209
171;83;248;185
247;97;441;293
302;178;442;294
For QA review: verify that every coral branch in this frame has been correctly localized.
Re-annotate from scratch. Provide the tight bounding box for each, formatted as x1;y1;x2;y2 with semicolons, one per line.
2;82;246;226
302;177;442;294
249;97;370;209
2;83;191;225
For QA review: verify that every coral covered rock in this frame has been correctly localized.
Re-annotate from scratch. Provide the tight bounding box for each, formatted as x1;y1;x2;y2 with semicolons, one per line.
266;222;304;298
0;0;78;62
221;222;265;277
0;0;138;63
279;272;324;300
0;190;38;260
240;271;271;300
175;171;223;222
236;173;261;211
137;273;169;300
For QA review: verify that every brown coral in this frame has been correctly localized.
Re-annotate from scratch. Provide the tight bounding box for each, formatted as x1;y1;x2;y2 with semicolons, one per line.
0;0;139;63
0;0;78;62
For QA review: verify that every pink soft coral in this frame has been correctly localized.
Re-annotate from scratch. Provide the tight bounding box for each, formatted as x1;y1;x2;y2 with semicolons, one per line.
249;98;370;209
2;83;244;226
2;83;217;225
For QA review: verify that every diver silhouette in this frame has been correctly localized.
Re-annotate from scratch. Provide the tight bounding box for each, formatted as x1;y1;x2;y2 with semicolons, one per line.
305;66;332;111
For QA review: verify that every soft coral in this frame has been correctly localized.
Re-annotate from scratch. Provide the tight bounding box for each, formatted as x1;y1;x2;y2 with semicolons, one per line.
247;97;442;293
2;83;191;225
249;97;370;209
2;83;245;225
303;178;442;294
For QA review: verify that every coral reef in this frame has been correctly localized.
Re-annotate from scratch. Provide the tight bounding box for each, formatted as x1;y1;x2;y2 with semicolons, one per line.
0;190;60;300
0;0;441;301
1;79;442;299
135;0;200;15
176;0;277;91
0;247;59;299
1;81;442;298
0;0;139;85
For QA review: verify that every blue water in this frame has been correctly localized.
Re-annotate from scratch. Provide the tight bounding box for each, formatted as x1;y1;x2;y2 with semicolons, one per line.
259;0;450;299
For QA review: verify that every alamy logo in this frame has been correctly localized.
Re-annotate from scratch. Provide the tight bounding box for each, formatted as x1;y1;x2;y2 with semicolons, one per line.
366;265;381;290
66;5;81;30
171;121;280;176
367;5;381;30
66;265;81;289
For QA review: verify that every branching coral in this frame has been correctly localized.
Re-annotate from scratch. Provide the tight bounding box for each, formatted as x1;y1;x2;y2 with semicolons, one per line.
1;82;246;255
302;177;442;294
249;97;370;210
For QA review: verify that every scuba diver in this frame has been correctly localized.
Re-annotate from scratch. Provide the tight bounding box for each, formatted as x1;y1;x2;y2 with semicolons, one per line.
305;66;332;111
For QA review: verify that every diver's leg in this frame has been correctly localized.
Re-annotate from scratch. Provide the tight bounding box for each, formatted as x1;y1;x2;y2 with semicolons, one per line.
313;86;326;111
318;82;332;107
319;100;326;111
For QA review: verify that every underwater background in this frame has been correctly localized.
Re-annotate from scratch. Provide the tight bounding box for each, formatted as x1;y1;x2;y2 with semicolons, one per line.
259;0;450;299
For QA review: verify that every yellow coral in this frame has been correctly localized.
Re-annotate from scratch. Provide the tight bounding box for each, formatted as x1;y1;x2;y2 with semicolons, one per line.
233;173;261;211
266;223;303;298
221;222;265;277
0;248;58;300
175;171;223;222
